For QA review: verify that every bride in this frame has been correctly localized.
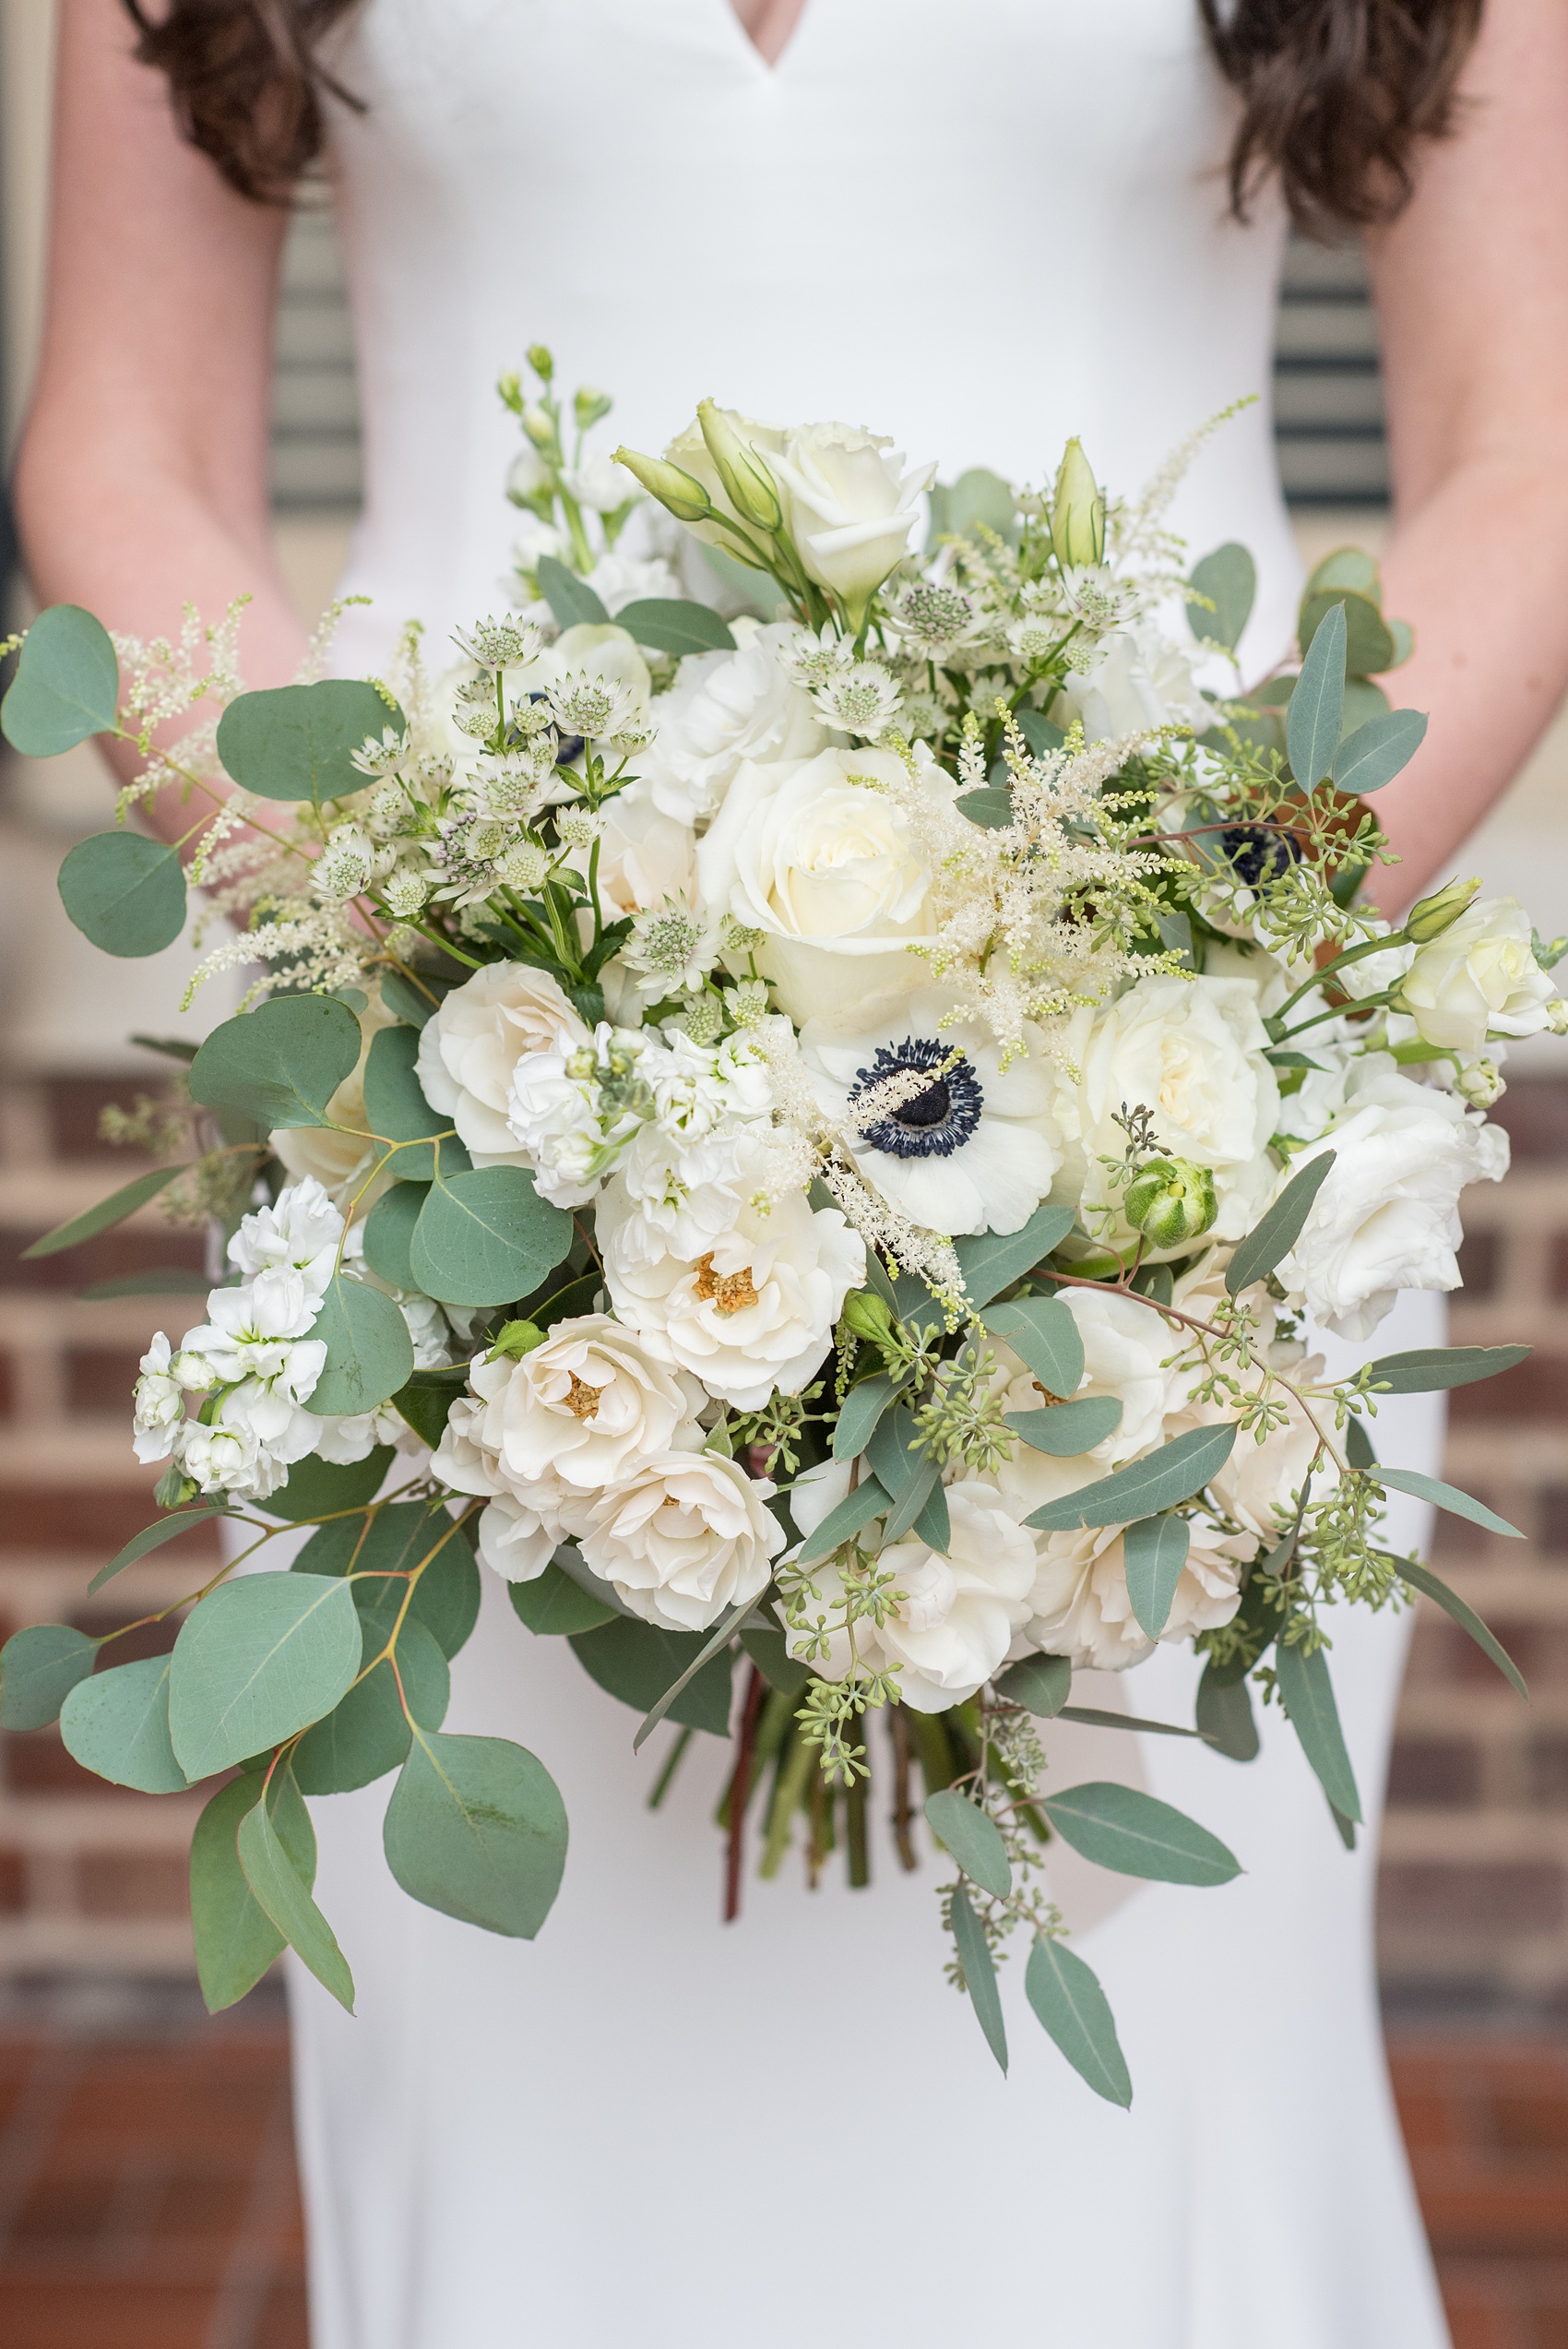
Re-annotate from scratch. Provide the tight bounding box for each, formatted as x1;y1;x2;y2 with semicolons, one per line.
19;3;1568;2343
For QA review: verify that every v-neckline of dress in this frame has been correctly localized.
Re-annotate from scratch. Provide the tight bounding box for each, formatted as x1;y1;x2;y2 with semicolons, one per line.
721;0;812;74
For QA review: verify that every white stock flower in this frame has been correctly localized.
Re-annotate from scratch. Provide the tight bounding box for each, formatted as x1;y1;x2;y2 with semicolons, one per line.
636;620;825;829
416;961;592;1167
770;423;935;608
1055;620;1210;744
505;1021;651;1209
1015;1519;1248;1674
1277;1055;1510;1341
184;1269;325;1383
594;1032;774;1258
272;995;402;1215
800;984;1061;1237
132;1333;184;1465
562;457;633;514
569;1450;783;1633
227;1176;344;1296
1396;898;1557;1055
179;1412;277;1500
695;745;950;1023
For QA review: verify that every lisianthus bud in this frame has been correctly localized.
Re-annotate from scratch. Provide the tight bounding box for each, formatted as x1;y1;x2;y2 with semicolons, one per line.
1123;1156;1218;1249
697;399;783;531
1455;1058;1505;1108
522;402;555;452
841;1289;896;1349
1547;996;1568;1035
1406;876;1482;943
526;345;554;384
575;386;612;432
611;446;713;525
1050;437;1106;569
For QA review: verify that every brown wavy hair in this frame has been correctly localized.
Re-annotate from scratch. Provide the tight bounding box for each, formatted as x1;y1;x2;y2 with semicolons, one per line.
128;0;1484;230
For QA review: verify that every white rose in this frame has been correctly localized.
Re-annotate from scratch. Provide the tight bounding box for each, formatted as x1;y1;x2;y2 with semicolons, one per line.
695;745;949;1023
1016;1518;1248;1674
572;1450;784;1632
1054;975;1280;1248
600;1176;865;1410
1277;1055;1510;1341
1056;620;1211;743
1397;897;1557;1055
787;1474;1034;1711
272;994;402;1214
475;1493;560;1583
416;962;592;1167
770;423;935;609
636;620;826;829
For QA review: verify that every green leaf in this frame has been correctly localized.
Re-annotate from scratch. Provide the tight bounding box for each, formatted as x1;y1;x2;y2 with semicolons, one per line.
508;1560;619;1636
169;1571;364;1779
1039;1782;1241;1886
568;1617;734;1736
1300;587;1395;680
1379;1467;1523;1539
738;1620;810;1697
1187;543;1256;652
296;1500;481;1660
956;786;1016;829
362;1026;467;1180
924;1789;1011;1899
793;1474;892;1568
216;679;404;808
534;555;610;629
994;1652;1071;1717
1286;600;1347;786
832;1372;899;1462
1005;1397;1123;1458
1307;546;1382;602
1016;709;1064;758
955;1204;1076;1309
882;1458;942;1545
77;1266;210;1301
308;1275;415;1417
612;599;735;656
260;1447;394;1524
190;995;362;1130
866;1404;921;1496
1332;708;1427;797
237;1789;355;2010
1026;1423;1238;1532
1123;1514;1191;1640
1365;1344;1530;1395
1274;1640;1361;1822
383;1729;569;1938
410;1166;573;1309
2;603;119;754
1026;1934;1133;2105
981;1294;1085;1397
390;1371;458;1450
22;1163;186;1260
944;467;1020;548
913;1475;951;1555
190;1771;315;2013
1226;1151;1336;1295
632;1592;761;1753
0;1624;98;1728
89;1507;228;1596
1400;1557;1528;1698
950;1886;1007;2073
58;833;187;958
1057;1705;1204;1740
291;1609;449;1795
362;1181;430;1291
377;969;447;1029
60;1654;189;1793
1195;1663;1259;1761
1345;1414;1377;1471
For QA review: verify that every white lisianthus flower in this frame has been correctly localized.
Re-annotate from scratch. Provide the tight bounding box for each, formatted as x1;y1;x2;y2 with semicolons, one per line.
1053;975;1280;1249
800;984;1062;1237
600;1175;865;1410
505;1021;651;1210
1276;1055;1510;1341
567;1450;784;1633
786;1471;1034;1711
695;745;952;1022
1396;897;1558;1055
636;620;825;829
415;962;592;1169
132;1333;185;1465
227;1176;343;1297
1055;620;1210;744
769;423;935;609
272;993;402;1214
1013;1518;1249;1674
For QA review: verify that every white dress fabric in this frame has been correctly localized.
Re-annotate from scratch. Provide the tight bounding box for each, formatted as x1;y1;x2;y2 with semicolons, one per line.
286;6;1454;2343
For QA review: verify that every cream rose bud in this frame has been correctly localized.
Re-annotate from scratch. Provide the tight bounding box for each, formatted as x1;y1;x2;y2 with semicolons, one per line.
787;1476;1035;1712
415;961;592;1166
695;745;948;1023
636;621;826;829
1015;1519;1249;1674
769;423;935;610
1396;897;1558;1055
1053;974;1280;1248
599;1178;865;1411
571;1451;785;1633
1276;1056;1510;1341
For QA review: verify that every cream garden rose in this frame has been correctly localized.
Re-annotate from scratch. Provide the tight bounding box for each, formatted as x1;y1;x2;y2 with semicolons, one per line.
636;620;825;829
568;1449;785;1633
415;962;592;1166
1014;1519;1249;1674
1396;896;1558;1055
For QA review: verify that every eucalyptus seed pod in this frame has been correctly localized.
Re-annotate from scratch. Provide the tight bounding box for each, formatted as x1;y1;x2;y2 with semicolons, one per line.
1123;1156;1218;1250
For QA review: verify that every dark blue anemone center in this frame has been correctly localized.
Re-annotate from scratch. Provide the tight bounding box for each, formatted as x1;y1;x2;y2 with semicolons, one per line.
849;1037;985;1160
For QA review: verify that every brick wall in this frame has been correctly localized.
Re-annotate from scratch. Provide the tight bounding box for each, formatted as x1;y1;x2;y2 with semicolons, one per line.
2;1063;1567;2007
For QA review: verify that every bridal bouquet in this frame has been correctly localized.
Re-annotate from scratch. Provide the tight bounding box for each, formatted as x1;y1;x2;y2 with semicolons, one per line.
2;356;1559;2098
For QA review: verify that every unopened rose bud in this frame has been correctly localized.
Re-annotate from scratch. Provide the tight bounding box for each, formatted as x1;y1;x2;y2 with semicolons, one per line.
489;1318;546;1361
1050;437;1106;569
1455;1058;1506;1108
1123;1156;1218;1250
612;446;713;525
1406;876;1482;944
697;399;783;531
842;1289;897;1349
526;345;554;384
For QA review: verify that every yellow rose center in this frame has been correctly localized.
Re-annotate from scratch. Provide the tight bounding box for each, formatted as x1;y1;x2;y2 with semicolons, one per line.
694;1255;759;1316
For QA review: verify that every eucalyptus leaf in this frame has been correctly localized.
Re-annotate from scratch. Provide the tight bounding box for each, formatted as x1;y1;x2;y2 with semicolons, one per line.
1005;1396;1123;1458
362;1025;466;1180
924;1789;1011;1899
89;1507;228;1594
189;995;362;1130
1346;1414;1377;1471
1039;1782;1241;1886
1026;1423;1238;1532
913;1475;951;1555
291;1610;449;1795
1058;1706;1203;1740
23;1163;186;1260
58;832;186;958
2;603;119;754
981;1294;1085;1397
377;969;448;1029
633;1591;760;1752
297;1500;481;1661
169;1571;363;1779
738;1620;810;1697
390;1372;458;1450
1226;1151;1336;1295
956;1204;1076;1309
569;1616;734;1735
410;1167;573;1309
1187;543;1255;652
1015;709;1063;759
0;1623;98;1729
956;786;1016;829
866;1406;920;1496
1300;587;1394;680
237;1792;355;2010
1379;1467;1523;1539
950;1886;1008;2073
383;1729;569;1938
535;555;610;629
945;467;1020;548
833;1372;899;1461
793;1474;891;1568
1026;1934;1133;2106
881;1458;941;1544
308;1275;415;1417
190;1771;315;2013
508;1560;619;1636
1332;708;1427;797
260;1446;394;1525
216;679;403;808
994;1652;1071;1718
1123;1514;1192;1640
1286;600;1347;786
612;599;736;656
1365;1344;1530;1395
1306;546;1382;602
77;1267;211;1301
1195;1663;1259;1761
1274;1640;1361;1823
60;1654;189;1793
1400;1557;1527;1697
362;1181;429;1291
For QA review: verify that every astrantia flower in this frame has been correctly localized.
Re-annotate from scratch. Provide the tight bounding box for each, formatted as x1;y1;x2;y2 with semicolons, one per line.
889;581;979;654
809;662;902;739
801;984;1061;1237
454;616;544;671
548;669;642;743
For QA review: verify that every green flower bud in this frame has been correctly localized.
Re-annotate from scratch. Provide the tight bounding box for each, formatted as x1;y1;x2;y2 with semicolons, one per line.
154;1463;197;1511
526;344;554;384
1406;876;1482;944
1123;1156;1218;1250
522;401;555;452
841;1289;897;1349
575;386;612;432
697;399;784;532
612;445;714;525
1050;437;1106;569
489;1318;547;1362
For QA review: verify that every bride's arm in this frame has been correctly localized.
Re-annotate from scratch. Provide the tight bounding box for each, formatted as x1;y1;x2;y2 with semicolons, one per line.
15;0;309;821
1363;0;1568;916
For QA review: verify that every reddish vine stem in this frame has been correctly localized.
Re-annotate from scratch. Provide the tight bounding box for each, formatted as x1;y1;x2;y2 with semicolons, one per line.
723;1665;766;1925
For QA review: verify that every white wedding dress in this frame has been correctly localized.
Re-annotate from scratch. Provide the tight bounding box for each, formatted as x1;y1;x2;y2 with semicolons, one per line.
286;4;1454;2343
